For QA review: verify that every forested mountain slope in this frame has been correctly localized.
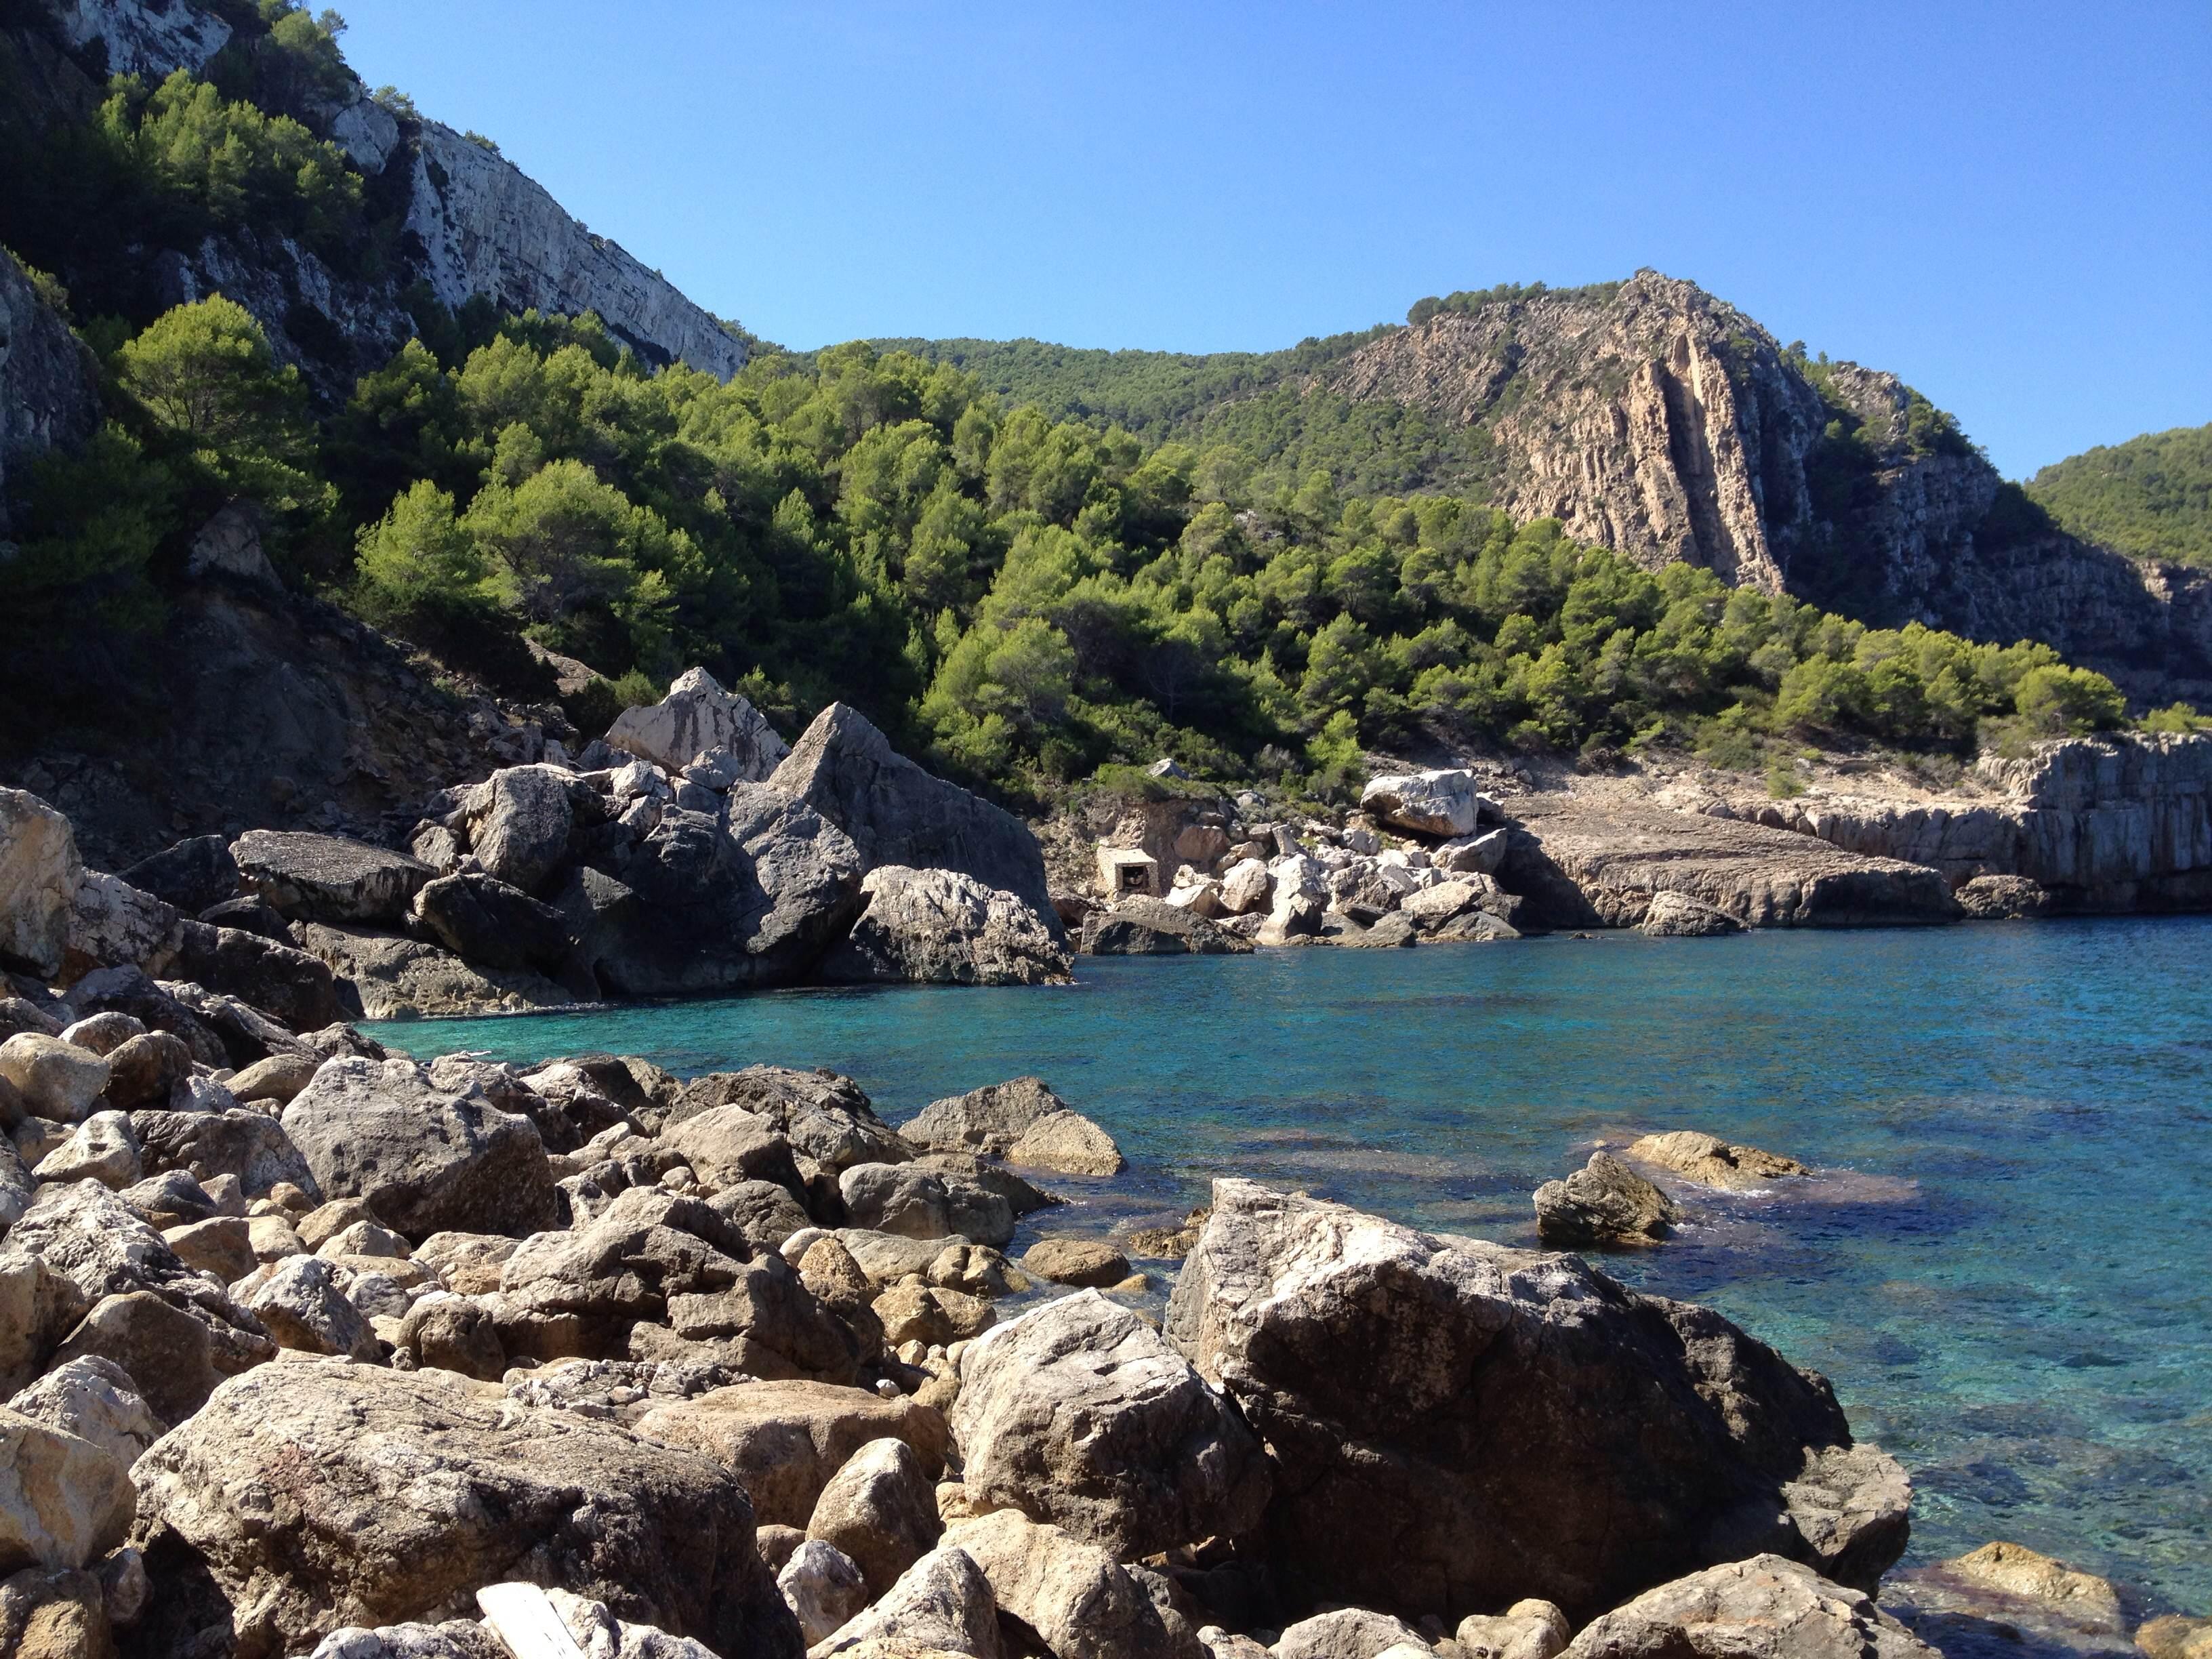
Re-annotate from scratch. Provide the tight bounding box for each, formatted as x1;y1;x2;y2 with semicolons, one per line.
2028;424;2212;568
893;278;2212;705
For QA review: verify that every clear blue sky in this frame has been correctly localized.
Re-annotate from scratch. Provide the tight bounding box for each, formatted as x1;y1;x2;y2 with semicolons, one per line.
335;1;2209;479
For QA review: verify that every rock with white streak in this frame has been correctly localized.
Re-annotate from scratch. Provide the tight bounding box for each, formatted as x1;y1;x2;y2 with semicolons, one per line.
806;1543;1004;1658
777;1538;869;1645
33;1111;139;1189
1361;770;1488;838
607;668;790;779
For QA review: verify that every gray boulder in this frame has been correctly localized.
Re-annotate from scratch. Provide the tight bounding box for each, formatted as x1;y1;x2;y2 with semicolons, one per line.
1164;1179;1910;1624
129;1360;802;1659
3;1354;160;1467
132;1108;319;1200
806;1435;943;1599
1533;1152;1680;1248
407;873;573;973
242;1254;379;1359
1082;897;1251;956
1561;1554;1939;1658
770;703;1061;935
281;1059;556;1241
672;1067;909;1171
0;790;81;979
661;1106;806;1196
607;666;789;778
776;1537;867;1646
558;794;865;996
0;1405;137;1572
298;925;575;1021
1639;892;1746;937
231;831;432;925
808;1542;1004;1658
459;764;582;895
1273;1608;1429;1659
33;1111;139;1188
822;865;1071;987
901;1076;1124;1177
842;1162;1012;1248
953;1290;1269;1557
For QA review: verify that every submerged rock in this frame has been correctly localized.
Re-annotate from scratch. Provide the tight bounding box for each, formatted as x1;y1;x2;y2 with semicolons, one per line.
1164;1179;1909;1624
1533;1151;1679;1247
1625;1131;1807;1191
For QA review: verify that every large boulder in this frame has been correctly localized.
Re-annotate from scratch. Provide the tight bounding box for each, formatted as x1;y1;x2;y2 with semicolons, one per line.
805;1436;943;1599
169;922;345;1032
129;1360;802;1659
61;871;182;982
606;666;790;778
132;1109;319;1200
557;794;865;996
821;865;1071;987
1163;1180;1910;1624
1532;1152;1679;1248
297;925;573;1021
457;765;582;895
281;1058;556;1241
952;1290;1269;1557
407;873;573;974
0;791;81;978
0;1035;109;1123
1081;897;1251;956
769;703;1060;935
0;1407;136;1572
231;831;432;925
942;1510;1197;1659
1561;1555;1939;1658
661;1107;808;1196
1624;1131;1807;1191
1360;770;1491;838
4;1355;159;1470
900;1078;1124;1177
808;1543;1004;1658
633;1379;949;1529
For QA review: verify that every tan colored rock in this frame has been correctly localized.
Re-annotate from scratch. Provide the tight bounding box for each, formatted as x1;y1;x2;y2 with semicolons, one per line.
411;1231;517;1296
804;1542;1003;1658
247;1214;308;1263
1274;1607;1428;1659
901;1078;1123;1178
163;1216;257;1284
634;1380;949;1529
874;1280;994;1348
0;1407;136;1571
943;1509;1196;1659
1639;890;1746;937
1625;1130;1807;1191
2136;1616;2212;1659
1559;1554;1937;1658
1944;1541;2122;1626
99;1031;191;1109
0;790;82;980
808;1436;943;1598
225;1051;323;1107
0;1036;110;1124
1455;1599;1570;1659
33;1111;139;1188
4;1355;160;1467
1019;1238;1130;1288
0;1565;116;1659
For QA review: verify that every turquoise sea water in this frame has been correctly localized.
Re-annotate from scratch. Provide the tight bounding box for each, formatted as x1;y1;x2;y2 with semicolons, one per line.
369;920;2212;1613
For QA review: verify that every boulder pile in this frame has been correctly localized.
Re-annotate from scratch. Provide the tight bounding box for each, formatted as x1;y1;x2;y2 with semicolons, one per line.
0;672;1071;1025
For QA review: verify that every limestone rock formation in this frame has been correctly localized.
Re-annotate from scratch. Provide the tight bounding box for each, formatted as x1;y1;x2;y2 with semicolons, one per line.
1360;770;1490;838
0;250;102;543
1638;891;1745;937
230;832;432;926
807;1542;1004;1658
821;866;1071;987
1164;1179;1910;1623
0;792;84;979
1081;897;1252;955
951;1290;1269;1557
942;1510;1199;1659
0;1405;137;1571
129;1360;800;1659
771;704;1061;935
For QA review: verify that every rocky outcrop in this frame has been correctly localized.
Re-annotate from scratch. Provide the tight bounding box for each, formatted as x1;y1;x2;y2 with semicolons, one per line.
1739;733;2212;912
231;831;430;926
1534;1151;1679;1248
821;866;1071;987
1320;272;2212;695
1625;1132;1806;1191
0;792;82;979
1164;1179;1909;1624
899;1077;1123;1177
1498;792;1959;930
771;704;1061;936
0;247;102;540
1081;896;1252;955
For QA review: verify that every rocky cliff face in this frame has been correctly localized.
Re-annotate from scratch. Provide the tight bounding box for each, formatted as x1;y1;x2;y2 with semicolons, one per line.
1686;733;2212;912
0;247;101;537
1323;273;2212;701
17;0;746;388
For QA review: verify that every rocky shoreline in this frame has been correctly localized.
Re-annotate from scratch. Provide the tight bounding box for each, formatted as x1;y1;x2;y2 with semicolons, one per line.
0;974;2183;1658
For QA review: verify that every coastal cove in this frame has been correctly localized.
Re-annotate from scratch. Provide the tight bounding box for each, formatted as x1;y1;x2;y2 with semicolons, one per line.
375;919;2212;1618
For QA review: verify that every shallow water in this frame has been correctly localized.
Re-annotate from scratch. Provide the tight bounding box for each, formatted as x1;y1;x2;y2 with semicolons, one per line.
369;919;2212;1612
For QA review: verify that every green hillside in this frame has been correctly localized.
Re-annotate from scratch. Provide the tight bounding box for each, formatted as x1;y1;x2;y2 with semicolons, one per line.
2026;424;2212;567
